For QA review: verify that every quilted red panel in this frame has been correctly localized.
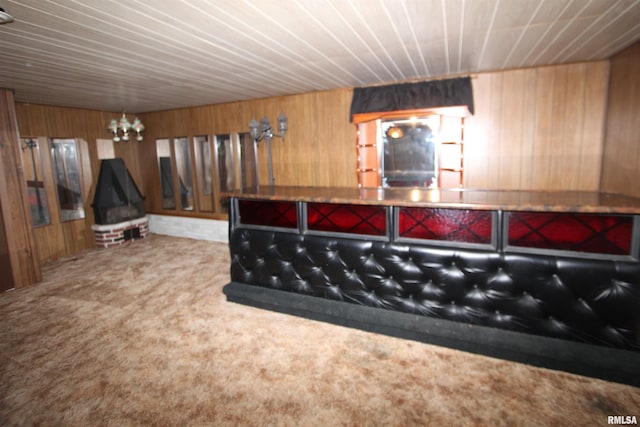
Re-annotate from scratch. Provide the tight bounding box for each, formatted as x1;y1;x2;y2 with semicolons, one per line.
238;200;297;229
398;207;493;244
507;212;633;255
307;203;387;236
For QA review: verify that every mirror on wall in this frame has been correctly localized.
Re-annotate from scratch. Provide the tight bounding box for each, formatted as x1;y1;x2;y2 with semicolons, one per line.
156;138;175;210
355;107;466;189
214;133;235;194
238;132;258;189
50;138;85;221
21;138;50;227
214;133;236;214
194;135;214;212
174;137;194;211
380;116;440;188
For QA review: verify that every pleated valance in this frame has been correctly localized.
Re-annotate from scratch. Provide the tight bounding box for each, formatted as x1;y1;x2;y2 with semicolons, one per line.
349;77;474;122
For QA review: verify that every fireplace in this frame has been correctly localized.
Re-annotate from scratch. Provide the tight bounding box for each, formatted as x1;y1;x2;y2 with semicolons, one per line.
91;158;148;248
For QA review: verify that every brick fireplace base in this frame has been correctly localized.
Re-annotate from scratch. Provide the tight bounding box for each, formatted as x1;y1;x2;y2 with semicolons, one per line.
92;216;149;249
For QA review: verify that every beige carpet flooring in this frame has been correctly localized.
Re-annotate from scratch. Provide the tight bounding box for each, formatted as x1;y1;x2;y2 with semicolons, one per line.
0;233;638;426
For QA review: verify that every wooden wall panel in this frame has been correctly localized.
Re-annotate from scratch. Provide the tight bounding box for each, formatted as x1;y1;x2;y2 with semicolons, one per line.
15;104;139;192
30;136;65;261
0;193;16;291
14;103;122;262
139;63;611;215
465;61;609;191
137;88;358;215
12;59;619;266
600;42;640;197
33;226;64;262
0;89;41;287
582;62;609;190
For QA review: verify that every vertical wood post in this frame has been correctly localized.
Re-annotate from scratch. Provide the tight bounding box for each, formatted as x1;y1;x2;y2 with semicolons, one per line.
0;88;41;288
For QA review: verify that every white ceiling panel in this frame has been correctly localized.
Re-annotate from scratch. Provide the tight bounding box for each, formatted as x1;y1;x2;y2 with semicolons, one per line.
0;0;638;113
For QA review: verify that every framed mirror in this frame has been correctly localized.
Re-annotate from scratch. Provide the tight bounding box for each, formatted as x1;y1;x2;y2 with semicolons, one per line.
214;133;235;193
381;116;440;188
355;107;466;189
156;138;176;210
214;133;236;214
174;137;194;211
21;138;50;227
50;138;85;221
194;135;214;212
238;132;258;189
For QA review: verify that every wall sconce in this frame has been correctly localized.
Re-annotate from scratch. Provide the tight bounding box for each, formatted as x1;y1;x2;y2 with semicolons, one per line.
108;113;145;142
249;113;288;187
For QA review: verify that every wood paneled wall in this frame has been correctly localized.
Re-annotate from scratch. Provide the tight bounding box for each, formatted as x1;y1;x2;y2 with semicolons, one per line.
464;61;609;191
137;88;357;213
16;104;143;191
601;42;640;197
140;89;357;187
14;104;142;262
140;61;611;215
0;89;41;288
0;197;15;291
11;59;620;264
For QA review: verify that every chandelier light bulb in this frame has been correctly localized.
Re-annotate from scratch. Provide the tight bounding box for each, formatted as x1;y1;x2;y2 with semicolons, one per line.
277;113;288;135
108;113;144;143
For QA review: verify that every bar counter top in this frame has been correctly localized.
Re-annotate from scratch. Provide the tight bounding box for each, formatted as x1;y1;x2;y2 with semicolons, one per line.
227;186;640;214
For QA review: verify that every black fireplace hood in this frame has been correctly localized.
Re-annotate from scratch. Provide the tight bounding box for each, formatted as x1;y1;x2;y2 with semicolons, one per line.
92;158;145;225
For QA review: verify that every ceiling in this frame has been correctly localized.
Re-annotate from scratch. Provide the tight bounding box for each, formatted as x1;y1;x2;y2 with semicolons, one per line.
1;0;639;114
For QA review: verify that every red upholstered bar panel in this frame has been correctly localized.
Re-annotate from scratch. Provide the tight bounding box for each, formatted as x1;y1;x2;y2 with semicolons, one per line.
507;212;633;255
398;207;493;244
307;203;387;236
238;200;297;229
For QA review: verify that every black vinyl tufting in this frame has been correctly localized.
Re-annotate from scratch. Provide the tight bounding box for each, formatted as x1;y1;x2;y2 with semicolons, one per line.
230;228;640;351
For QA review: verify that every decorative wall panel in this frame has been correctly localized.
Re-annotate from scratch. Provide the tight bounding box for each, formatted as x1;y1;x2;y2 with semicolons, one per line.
507;212;633;255
307;203;386;236
238;200;297;229
398;207;493;245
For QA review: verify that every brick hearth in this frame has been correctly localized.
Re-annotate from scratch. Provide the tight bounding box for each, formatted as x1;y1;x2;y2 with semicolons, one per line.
92;216;149;249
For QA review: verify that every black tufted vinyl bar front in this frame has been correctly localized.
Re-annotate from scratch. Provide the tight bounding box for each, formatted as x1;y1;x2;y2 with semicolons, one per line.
230;228;640;352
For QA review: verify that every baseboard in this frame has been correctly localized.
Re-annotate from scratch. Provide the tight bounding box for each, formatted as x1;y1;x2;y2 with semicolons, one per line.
223;281;640;387
147;214;228;242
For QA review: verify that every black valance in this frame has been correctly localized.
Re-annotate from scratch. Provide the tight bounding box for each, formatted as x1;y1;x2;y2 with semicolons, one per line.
350;77;474;121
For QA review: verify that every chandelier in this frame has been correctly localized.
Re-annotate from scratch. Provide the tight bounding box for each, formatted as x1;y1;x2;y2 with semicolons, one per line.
0;7;14;25
249;113;288;187
108;113;145;142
